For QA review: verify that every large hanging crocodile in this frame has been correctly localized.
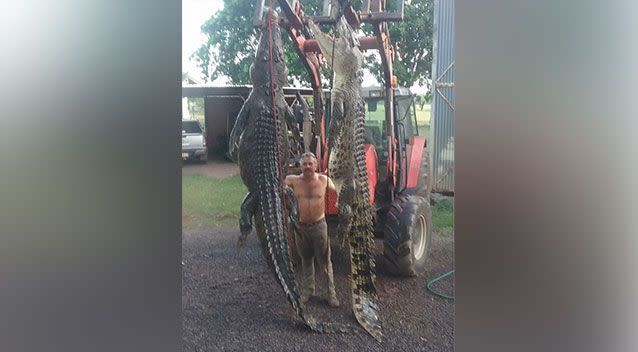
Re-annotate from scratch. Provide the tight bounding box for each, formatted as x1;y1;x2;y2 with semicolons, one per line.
307;17;383;341
228;11;356;336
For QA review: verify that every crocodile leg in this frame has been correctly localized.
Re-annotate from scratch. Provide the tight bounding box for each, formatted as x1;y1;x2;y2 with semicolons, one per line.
285;105;303;153
308;16;382;340
238;191;257;247
229;102;250;162
230;12;359;336
284;186;302;268
336;178;354;247
327;96;344;152
284;186;299;229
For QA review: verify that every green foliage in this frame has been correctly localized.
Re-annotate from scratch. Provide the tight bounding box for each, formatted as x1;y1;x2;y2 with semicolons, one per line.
414;94;430;110
193;1;433;87
194;0;323;85
362;0;434;87
192;1;259;84
188;98;205;117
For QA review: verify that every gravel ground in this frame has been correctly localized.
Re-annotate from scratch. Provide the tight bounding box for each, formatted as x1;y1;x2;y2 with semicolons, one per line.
182;228;454;352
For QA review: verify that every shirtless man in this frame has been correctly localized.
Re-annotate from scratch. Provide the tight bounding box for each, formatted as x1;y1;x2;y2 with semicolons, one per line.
285;152;340;307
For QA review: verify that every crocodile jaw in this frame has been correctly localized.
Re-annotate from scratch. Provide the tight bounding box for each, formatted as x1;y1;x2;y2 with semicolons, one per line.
307;19;362;82
308;20;342;66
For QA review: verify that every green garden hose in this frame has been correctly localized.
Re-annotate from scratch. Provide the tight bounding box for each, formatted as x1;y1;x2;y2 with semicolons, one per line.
426;269;455;300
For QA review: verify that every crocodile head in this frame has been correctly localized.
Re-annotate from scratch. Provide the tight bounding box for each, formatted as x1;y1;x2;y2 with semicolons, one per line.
307;18;363;81
250;10;288;89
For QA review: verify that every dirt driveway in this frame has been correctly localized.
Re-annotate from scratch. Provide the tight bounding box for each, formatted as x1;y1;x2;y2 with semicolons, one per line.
182;157;240;179
182;228;454;352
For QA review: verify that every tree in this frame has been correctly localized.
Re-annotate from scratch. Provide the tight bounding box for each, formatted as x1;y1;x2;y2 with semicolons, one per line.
193;0;323;85
414;94;429;110
192;1;259;84
414;94;424;110
424;90;432;103
188;97;205;118
193;0;433;87
362;0;434;87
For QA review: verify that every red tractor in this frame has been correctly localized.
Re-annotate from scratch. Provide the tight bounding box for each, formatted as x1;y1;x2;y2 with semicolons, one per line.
258;0;432;276
324;86;432;276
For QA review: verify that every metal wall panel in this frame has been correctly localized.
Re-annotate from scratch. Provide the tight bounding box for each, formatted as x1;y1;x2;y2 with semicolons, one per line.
430;0;455;193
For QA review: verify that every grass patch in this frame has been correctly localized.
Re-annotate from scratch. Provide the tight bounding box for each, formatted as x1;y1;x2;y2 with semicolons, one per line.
183;172;454;237
415;106;430;125
182;174;246;230
415;105;431;137
432;199;454;236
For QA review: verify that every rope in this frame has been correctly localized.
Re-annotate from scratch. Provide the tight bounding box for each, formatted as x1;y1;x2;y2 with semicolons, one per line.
328;23;337;96
426;269;455;300
265;4;293;258
324;12;339;177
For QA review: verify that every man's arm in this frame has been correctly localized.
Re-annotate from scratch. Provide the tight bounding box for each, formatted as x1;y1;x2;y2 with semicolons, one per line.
326;176;337;193
325;175;339;206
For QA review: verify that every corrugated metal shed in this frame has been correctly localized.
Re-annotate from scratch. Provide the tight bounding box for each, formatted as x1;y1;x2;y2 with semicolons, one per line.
430;0;455;193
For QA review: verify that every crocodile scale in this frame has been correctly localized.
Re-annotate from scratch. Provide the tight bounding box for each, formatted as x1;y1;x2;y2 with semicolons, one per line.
308;16;383;341
228;11;357;336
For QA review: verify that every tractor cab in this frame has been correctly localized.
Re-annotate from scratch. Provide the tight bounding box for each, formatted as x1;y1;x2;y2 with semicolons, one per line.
361;86;420;191
324;84;427;211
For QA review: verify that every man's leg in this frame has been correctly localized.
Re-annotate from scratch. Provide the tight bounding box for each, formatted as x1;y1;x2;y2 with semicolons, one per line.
313;220;339;307
295;227;315;305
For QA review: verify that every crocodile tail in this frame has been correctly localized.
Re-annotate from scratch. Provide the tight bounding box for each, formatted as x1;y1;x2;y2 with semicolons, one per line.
254;118;360;335
348;107;383;341
306;318;360;335
254;118;304;318
349;201;383;341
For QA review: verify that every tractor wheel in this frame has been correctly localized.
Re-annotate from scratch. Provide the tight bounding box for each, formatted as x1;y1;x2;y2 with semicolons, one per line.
383;194;432;276
415;146;431;199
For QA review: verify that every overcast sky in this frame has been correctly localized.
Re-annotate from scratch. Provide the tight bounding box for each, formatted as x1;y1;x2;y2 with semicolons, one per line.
182;0;428;93
182;0;223;83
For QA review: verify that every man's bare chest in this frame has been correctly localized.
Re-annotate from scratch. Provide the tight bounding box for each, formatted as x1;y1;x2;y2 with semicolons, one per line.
294;180;325;200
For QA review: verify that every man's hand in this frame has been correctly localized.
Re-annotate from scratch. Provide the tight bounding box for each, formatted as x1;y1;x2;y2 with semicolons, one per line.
284;174;295;188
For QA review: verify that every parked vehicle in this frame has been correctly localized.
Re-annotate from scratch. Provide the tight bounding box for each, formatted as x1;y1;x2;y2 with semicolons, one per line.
181;119;207;163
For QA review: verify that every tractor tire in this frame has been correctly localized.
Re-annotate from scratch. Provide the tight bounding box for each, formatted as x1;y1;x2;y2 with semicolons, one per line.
383;194;432;276
415;146;431;199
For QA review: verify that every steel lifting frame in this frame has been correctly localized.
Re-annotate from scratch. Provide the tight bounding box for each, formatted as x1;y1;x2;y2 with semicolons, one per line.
253;0;405;175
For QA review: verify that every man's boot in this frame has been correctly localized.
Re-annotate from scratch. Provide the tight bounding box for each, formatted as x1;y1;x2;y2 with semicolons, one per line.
320;290;339;307
327;294;340;308
300;294;310;307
